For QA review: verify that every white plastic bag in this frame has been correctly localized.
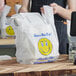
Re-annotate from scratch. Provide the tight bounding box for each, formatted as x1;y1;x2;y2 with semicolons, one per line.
15;4;21;13
13;6;59;64
1;5;15;38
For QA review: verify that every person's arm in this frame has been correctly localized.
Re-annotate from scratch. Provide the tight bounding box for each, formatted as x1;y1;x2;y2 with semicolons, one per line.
19;0;29;12
0;0;4;14
50;0;76;20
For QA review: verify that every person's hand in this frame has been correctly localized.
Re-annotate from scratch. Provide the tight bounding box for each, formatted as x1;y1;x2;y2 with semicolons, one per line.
50;3;62;14
40;3;62;14
40;7;44;14
19;6;28;13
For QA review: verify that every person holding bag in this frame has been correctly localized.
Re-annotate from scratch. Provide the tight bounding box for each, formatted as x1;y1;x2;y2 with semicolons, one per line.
19;0;76;54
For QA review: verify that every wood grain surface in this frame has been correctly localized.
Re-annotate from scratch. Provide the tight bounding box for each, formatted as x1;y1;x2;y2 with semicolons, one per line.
0;55;76;76
0;39;15;45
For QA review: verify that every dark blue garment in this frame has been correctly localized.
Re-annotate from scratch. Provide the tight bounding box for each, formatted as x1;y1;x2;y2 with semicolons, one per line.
31;0;68;54
31;0;67;21
55;21;68;54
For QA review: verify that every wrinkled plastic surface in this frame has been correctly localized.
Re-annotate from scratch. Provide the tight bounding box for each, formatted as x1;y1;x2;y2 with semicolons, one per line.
12;6;59;64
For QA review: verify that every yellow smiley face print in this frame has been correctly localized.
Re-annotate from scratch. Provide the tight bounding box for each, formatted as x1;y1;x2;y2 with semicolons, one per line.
6;26;15;35
38;38;52;56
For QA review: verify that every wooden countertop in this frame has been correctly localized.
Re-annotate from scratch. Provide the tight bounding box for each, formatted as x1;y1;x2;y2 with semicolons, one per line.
0;55;76;76
0;39;15;45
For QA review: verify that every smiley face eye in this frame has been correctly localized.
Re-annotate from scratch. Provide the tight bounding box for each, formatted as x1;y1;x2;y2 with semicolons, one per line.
41;42;43;47
46;42;48;46
9;28;11;30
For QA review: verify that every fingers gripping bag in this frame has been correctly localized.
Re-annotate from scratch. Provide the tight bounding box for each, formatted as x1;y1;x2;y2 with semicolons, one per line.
12;6;59;64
